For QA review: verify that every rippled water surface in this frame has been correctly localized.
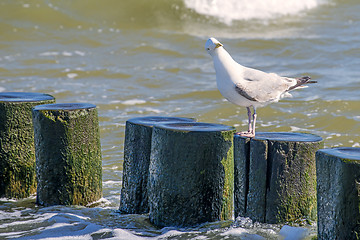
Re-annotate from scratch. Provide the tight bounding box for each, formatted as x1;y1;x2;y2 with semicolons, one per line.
0;0;359;239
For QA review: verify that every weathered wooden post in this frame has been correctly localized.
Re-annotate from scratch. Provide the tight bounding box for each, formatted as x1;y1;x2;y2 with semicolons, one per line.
0;92;55;199
244;137;268;223
148;122;235;227
120;116;195;214
234;132;323;224
234;137;250;218
316;147;360;240
32;103;102;206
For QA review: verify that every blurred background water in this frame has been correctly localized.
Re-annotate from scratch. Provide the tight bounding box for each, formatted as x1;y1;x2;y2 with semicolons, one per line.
0;0;359;239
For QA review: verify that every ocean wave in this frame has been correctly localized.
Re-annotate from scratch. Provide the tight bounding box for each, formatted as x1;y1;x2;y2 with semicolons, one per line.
184;0;326;24
0;0;328;33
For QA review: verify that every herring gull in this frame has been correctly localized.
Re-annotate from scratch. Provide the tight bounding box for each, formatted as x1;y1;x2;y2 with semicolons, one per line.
205;37;316;137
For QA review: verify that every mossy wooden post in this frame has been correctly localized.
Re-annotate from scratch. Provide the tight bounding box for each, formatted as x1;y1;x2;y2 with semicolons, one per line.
32;103;102;206
148;122;235;227
234;132;323;224
233;136;250;218
246;137;268;222
120;116;195;214
233;136;268;222
316;147;360;240
0;92;55;199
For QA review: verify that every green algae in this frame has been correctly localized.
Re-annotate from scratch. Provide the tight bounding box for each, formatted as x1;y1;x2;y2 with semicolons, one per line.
234;133;323;225
148;124;235;227
220;130;235;221
33;106;102;206
267;140;323;224
0;98;55;199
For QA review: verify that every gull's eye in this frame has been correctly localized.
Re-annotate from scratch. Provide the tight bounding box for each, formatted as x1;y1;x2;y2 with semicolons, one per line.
207;48;210;50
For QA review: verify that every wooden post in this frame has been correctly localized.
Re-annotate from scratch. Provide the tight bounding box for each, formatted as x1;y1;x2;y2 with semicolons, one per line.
0;92;55;199
316;147;360;240
246;137;268;223
234;132;323;224
119;116;196;214
32;103;102;206
148;122;235;227
234;137;250;218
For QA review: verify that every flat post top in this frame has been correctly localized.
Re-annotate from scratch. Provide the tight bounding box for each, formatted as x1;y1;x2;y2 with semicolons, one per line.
0;92;54;102
317;147;360;161
154;122;235;132
127;116;195;127
235;132;323;142
33;103;96;111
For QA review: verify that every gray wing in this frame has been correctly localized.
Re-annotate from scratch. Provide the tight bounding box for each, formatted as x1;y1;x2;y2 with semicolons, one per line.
235;67;295;103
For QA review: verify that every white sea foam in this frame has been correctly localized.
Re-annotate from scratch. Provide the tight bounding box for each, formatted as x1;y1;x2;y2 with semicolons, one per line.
221;227;266;239
74;50;86;56
39;51;85;57
39;52;59;56
112;229;146;240
220;228;248;236
0;197;17;202
279;225;309;240
0;212;57;230
62;51;73;56
184;0;325;24
103;180;121;187
160;229;187;238
67;73;78;79
122;99;146;105
144;107;163;114
109;100;122;104
290;126;308;132
0;209;22;220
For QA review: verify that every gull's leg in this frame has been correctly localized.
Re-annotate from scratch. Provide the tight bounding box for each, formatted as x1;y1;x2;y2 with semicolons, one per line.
246;107;252;133
237;107;256;138
251;107;257;136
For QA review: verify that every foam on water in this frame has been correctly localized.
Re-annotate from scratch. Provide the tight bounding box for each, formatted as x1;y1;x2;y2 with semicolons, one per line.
279;225;309;240
121;99;147;105
67;73;78;79
221;228;266;239
184;0;326;24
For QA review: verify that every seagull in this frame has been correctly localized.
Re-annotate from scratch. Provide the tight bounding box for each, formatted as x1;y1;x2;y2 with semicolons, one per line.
205;37;316;138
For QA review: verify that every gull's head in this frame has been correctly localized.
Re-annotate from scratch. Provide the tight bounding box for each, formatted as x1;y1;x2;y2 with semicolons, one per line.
205;37;223;56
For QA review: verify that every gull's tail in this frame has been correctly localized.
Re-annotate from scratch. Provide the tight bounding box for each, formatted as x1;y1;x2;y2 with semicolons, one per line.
288;76;317;91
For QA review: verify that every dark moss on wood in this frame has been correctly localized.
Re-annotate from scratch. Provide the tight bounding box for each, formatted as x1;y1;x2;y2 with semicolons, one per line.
148;122;235;227
119;116;195;214
0;92;55;199
32;103;102;206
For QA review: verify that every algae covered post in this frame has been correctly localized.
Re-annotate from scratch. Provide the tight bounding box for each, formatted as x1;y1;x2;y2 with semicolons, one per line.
316;147;360;240
32;103;102;206
234;132;323;224
246;137;268;222
233;137;250;218
148;122;235;227
120;116;196;214
0;92;55;199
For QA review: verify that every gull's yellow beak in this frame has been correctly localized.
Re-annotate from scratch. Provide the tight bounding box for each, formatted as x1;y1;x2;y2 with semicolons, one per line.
215;43;223;49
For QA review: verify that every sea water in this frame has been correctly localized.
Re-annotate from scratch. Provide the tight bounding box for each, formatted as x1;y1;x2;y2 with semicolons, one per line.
0;0;359;239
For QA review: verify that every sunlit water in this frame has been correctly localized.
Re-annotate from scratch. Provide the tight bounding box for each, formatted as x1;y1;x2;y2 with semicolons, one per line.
0;0;359;239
